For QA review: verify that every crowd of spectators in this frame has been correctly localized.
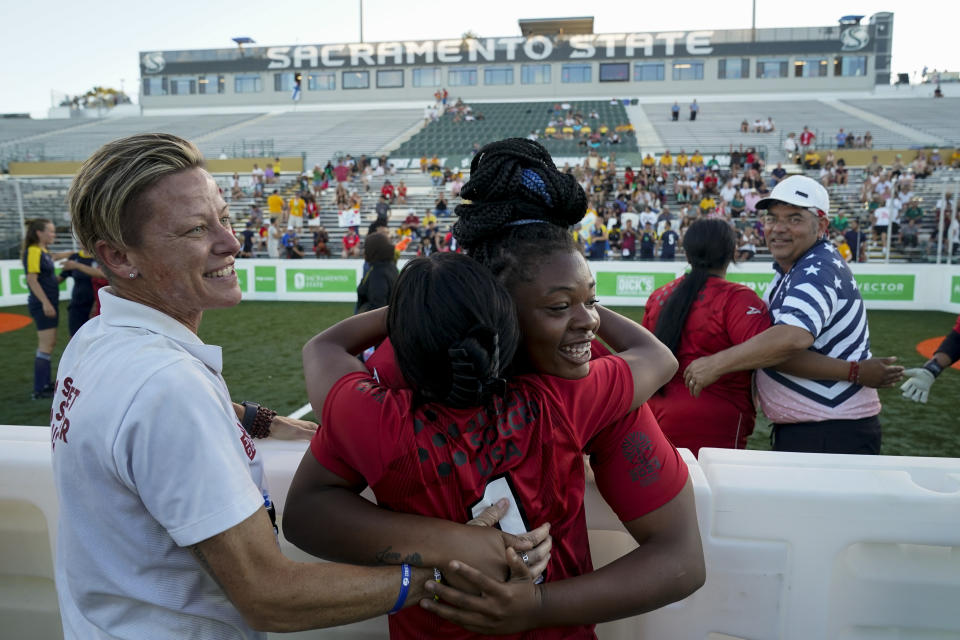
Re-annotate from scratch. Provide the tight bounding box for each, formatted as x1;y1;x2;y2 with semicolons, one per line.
536;102;632;147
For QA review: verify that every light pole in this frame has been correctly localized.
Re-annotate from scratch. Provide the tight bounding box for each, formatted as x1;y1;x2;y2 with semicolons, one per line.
359;0;364;42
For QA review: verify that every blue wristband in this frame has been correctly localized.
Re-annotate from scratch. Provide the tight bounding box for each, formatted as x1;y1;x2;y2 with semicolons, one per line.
388;563;412;615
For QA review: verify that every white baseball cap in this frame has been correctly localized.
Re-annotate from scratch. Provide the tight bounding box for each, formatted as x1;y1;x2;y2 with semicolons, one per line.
756;175;830;217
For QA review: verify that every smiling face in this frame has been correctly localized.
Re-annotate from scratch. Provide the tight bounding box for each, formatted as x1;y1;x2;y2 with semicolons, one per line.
124;168;241;333
38;222;56;247
509;249;600;379
762;202;828;272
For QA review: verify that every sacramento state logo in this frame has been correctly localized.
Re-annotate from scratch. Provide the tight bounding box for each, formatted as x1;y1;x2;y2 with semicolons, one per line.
142;52;166;74
840;26;869;51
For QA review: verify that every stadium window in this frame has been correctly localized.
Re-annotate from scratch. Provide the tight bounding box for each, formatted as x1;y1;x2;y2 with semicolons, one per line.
633;62;664;82
234;75;262;93
671;61;704;81
412;67;442;88
142;77;165;96
377;70;404;88
599;63;629;82
484;67;514;86
198;74;222;95
757;59;789;79
794;58;829;78
521;64;551;85
274;73;295;92
561;64;592;84
308;72;335;91
448;67;478;87
718;58;749;80
169;76;195;95
838;56;868;77
342;70;370;89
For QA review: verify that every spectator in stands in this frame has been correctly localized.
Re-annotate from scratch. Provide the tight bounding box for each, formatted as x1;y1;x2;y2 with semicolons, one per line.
770;162;788;186
375;196;391;225
313;226;331;258
333;160;350;185
434;194;449;217
266;217;281;258
230;172;244;200
698;193;717;213
341;227;361;258
620;218;637;260
863;131;873;149
267;188;285;219
730;190;746;218
587;216;608;261
642;153;655;169
689;99;699;121
682;179;903;455
835;158;849;186
836;128;847;148
239;222;255;258
429;165;444;187
737;229;758;262
799;126;815;154
251;164;265;197
803;149;822;169
264;163;276;184
833;232;853;261
660;221;679;261
690;150;704;167
783;133;799;163
900;217;920;249
287;233;305;259
402;210;421;238
288;192;305;230
763;117;775;133
395;180;408;205
671;102;680;121
660;150;673;171
639;222;657;260
740;118;749;134
334;184;349;209
830;209;851;234
381;179;396;203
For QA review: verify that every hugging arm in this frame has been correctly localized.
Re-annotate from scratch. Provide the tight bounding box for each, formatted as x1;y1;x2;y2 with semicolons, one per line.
595;305;678;411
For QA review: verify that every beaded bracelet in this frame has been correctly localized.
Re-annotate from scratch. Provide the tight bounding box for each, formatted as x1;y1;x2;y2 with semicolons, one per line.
388;563;412;615
847;361;860;384
241;401;277;439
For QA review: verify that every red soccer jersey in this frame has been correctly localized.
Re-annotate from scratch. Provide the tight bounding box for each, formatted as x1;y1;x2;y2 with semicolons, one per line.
366;339;687;523
314;355;684;639
642;276;771;456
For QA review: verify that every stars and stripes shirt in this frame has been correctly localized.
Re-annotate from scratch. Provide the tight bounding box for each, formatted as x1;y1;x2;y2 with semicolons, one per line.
756;240;881;423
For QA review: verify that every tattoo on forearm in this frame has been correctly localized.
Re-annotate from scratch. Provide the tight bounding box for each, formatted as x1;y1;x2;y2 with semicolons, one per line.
374;546;423;566
190;545;226;591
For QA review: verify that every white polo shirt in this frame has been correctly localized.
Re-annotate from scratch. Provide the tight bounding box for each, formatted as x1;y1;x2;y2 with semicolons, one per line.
51;288;269;639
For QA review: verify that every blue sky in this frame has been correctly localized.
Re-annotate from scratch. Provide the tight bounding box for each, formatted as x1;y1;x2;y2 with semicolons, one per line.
1;0;956;117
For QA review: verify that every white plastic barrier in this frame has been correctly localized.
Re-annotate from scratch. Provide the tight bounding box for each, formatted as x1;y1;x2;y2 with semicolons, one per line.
3;425;960;639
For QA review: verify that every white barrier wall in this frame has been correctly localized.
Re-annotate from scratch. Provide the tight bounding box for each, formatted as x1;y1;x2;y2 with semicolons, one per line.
2;259;959;313
3;424;959;640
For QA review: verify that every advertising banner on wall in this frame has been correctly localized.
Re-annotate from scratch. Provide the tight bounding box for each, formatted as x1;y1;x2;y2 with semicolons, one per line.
952;276;960;304
854;274;915;301
596;272;675;300
285;268;356;293
254;265;278;293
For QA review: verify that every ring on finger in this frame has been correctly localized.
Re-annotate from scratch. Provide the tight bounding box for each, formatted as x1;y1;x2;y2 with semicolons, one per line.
521;552;530;565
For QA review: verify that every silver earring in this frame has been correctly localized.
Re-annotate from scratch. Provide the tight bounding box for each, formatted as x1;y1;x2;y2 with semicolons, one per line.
129;272;137;279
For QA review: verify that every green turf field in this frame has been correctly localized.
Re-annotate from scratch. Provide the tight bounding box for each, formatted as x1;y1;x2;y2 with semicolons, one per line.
2;302;957;458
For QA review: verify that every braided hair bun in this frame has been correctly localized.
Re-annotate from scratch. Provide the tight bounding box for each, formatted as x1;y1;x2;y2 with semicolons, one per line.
454;138;586;250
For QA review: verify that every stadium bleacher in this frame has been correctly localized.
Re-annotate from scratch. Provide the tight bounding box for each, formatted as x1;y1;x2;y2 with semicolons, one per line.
393;100;638;160
2;97;959;264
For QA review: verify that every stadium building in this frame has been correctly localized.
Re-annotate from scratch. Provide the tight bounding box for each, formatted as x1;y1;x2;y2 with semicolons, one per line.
138;13;893;111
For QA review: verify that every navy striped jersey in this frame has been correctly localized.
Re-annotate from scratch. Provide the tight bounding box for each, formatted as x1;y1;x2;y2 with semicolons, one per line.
761;239;871;407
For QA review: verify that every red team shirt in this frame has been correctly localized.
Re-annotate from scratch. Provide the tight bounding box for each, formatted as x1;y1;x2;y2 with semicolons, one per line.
312;344;687;639
642;276;772;456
